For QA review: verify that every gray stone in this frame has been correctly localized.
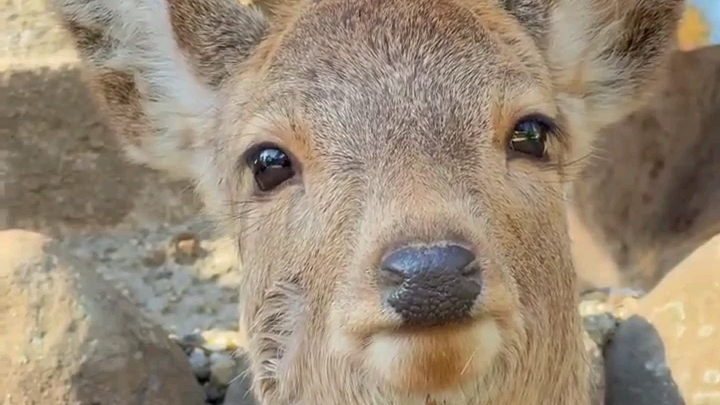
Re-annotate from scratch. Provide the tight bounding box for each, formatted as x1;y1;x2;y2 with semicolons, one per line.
604;315;685;405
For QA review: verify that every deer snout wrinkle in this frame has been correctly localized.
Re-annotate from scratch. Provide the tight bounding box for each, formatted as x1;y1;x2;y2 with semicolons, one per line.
379;243;482;326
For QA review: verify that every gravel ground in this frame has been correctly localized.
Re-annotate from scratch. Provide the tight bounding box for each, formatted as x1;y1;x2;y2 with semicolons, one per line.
55;220;242;336
55;220;249;404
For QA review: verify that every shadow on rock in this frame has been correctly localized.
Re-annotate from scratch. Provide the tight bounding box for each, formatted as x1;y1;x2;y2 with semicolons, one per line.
0;65;200;234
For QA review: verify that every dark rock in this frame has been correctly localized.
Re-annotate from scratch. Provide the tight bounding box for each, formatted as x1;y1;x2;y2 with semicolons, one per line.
604;315;685;405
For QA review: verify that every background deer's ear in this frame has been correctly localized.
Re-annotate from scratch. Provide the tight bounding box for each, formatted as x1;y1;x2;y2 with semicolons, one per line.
499;0;683;161
47;0;269;181
544;0;684;134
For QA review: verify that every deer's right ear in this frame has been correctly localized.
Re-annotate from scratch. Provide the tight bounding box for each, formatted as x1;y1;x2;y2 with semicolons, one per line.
46;0;269;181
543;0;683;160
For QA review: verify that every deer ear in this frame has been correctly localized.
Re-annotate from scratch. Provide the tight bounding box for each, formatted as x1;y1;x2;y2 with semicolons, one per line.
543;0;684;156
47;0;269;181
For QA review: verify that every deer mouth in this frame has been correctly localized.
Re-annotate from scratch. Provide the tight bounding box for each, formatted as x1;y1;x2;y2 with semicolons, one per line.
363;317;502;394
330;300;501;393
330;254;510;394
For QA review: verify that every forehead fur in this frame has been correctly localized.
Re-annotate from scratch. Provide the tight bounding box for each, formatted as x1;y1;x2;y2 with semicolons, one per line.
237;0;556;161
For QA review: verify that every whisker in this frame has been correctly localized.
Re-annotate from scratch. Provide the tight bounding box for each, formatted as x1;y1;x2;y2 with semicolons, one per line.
460;348;478;375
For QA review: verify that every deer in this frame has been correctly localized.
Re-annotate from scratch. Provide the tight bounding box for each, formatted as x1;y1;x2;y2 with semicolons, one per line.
44;0;683;403
569;44;720;293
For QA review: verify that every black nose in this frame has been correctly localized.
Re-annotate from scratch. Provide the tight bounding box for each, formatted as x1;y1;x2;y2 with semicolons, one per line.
379;243;482;327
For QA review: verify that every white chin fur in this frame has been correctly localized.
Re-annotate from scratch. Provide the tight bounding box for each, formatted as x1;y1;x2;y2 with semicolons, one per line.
365;319;502;401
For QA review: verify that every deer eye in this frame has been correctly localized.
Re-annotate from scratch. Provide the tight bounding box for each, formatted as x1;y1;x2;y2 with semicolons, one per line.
246;144;296;192
508;115;554;159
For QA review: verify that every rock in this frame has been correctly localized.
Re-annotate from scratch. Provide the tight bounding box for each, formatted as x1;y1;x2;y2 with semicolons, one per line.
201;329;246;352
2;0;200;233
188;348;211;381
170;329;246;353
143;249;167;267
0;229;206;405
171;232;204;264
604;234;720;405
205;383;225;404
209;352;238;387
604;316;685;405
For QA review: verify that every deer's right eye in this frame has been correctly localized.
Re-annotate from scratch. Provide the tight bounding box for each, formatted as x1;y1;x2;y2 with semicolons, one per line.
246;144;296;192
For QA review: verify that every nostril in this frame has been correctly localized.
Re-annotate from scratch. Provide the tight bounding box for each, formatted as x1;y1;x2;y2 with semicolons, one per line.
378;266;407;288
380;244;477;278
460;261;481;277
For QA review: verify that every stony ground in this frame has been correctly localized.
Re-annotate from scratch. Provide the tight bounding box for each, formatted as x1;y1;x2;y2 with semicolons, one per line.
52;221;251;403
55;220;241;336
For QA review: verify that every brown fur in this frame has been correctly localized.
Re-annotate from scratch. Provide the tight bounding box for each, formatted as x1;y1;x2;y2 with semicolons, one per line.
45;0;683;403
571;44;720;292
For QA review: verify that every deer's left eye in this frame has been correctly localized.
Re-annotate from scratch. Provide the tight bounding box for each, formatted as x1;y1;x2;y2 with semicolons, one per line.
509;115;555;159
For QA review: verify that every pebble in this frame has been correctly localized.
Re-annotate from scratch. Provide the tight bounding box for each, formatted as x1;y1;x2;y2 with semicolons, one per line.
583;312;620;347
172;232;204;264
170;329;245;352
188;348;211;381
142;249;167;267
170;332;205;350
209;352;238;386
201;329;246;352
172;330;247;404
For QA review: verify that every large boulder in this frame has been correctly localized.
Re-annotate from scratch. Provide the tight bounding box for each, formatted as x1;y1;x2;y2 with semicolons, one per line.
0;229;206;405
